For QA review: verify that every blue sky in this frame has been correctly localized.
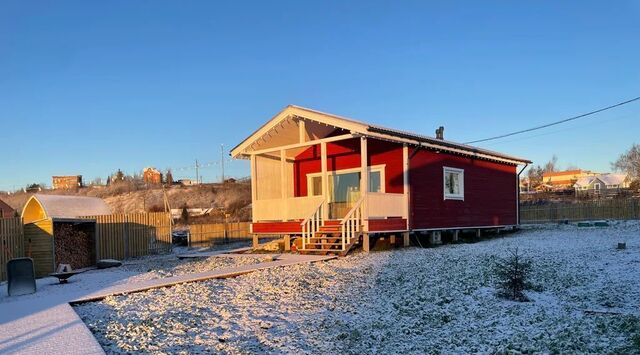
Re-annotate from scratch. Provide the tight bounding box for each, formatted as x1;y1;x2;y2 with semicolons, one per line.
1;1;639;190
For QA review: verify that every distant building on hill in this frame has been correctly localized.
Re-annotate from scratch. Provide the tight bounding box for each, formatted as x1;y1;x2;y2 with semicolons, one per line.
178;179;197;186
0;198;15;218
542;170;598;189
52;175;83;190
574;173;630;197
143;167;163;184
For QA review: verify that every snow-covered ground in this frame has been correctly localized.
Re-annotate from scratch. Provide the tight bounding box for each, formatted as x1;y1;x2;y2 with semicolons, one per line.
75;222;640;354
0;251;268;304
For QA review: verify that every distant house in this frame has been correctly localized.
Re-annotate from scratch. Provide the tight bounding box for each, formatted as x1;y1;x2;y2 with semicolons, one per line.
574;174;630;197
542;170;598;189
178;179;197;186
143;167;163;184
170;207;215;219
0;198;15;218
52;175;83;190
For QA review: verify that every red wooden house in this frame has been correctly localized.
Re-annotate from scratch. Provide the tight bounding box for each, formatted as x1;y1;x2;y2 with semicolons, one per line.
231;105;530;254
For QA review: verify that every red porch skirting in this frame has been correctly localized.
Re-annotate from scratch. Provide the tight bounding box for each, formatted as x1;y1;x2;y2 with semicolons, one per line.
252;221;303;234
368;218;407;232
252;218;407;234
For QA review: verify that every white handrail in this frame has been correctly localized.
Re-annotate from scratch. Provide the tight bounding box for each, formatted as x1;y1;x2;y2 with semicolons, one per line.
300;199;325;249
340;196;365;251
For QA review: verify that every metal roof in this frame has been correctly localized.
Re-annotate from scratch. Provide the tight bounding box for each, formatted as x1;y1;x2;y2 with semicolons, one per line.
232;105;531;165
29;194;111;219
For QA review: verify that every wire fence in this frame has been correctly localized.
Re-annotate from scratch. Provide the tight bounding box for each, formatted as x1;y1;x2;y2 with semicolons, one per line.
520;198;640;224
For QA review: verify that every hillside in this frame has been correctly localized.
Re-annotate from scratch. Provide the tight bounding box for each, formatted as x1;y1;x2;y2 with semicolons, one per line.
1;181;252;222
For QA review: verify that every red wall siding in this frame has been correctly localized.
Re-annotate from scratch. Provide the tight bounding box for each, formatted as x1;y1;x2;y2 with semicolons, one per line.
409;148;517;229
293;138;404;196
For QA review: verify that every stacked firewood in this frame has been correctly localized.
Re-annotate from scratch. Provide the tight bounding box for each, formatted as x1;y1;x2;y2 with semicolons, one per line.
54;223;94;270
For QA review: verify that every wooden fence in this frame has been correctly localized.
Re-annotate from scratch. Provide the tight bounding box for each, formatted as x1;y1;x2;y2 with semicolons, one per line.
0;218;24;281
520;198;640;224
188;221;251;248
86;212;172;260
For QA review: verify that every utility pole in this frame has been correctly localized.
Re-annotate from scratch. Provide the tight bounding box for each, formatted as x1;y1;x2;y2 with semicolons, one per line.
195;159;200;184
220;144;225;184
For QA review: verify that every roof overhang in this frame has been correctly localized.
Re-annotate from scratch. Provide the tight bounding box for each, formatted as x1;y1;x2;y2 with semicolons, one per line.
52;217;96;223
231;105;532;166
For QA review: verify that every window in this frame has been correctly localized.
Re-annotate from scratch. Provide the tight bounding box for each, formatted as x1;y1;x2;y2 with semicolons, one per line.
306;165;385;197
310;176;322;196
593;183;601;194
443;167;464;200
369;170;382;192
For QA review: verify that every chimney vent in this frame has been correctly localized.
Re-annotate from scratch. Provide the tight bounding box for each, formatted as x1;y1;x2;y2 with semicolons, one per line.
435;126;444;140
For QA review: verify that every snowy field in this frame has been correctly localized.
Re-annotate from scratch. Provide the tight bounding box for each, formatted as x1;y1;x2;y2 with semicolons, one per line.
75;222;640;354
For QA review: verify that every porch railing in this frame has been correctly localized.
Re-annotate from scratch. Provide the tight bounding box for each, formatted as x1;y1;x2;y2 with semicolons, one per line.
340;195;365;250
253;196;324;221
300;199;326;250
367;192;406;219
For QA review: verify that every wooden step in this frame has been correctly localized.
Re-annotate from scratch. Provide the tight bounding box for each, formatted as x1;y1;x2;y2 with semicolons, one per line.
304;242;344;246
309;237;340;242
319;229;340;232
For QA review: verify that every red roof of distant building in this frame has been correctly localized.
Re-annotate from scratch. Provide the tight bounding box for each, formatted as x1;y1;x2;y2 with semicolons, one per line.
543;170;586;177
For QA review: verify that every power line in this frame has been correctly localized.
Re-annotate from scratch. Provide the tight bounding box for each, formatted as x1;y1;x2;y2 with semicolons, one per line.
465;96;640;144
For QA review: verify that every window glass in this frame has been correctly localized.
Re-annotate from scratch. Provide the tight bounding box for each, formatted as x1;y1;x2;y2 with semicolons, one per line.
330;172;360;202
443;167;464;200
369;171;381;192
311;176;322;196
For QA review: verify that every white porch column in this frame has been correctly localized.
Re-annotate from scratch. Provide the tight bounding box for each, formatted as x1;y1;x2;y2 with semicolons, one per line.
299;119;306;143
321;142;329;220
403;144;410;230
360;137;368;231
280;149;287;221
250;154;257;223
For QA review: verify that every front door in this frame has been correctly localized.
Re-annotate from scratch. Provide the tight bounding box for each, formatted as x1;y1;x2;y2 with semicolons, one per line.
307;166;384;219
328;171;361;219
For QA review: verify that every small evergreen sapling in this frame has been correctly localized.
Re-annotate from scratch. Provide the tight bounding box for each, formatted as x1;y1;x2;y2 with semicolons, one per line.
494;248;532;302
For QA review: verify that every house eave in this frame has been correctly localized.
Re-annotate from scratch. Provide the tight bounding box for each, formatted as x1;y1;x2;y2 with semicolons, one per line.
231;105;531;166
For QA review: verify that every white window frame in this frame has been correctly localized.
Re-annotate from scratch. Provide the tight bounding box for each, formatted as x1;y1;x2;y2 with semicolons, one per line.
593;182;601;194
307;164;386;196
443;166;464;201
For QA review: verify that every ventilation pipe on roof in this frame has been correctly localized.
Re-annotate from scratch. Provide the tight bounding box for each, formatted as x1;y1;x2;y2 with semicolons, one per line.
435;126;444;140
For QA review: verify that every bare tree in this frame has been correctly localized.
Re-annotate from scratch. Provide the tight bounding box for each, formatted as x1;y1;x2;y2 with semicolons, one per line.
526;165;544;187
612;144;640;181
543;154;558;174
526;155;558;188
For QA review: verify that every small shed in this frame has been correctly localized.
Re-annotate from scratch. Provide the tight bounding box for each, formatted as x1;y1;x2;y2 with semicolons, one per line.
0;198;16;218
21;194;111;277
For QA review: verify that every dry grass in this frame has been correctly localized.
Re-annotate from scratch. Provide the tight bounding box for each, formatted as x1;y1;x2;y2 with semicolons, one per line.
0;181;251;220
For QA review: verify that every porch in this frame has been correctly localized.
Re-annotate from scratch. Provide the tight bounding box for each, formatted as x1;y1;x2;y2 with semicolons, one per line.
241;114;409;253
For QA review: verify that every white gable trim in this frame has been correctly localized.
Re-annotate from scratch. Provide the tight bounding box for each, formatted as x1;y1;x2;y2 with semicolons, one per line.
231;105;530;165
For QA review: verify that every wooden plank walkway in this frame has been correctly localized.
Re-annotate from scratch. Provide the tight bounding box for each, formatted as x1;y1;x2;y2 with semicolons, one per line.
72;254;335;303
176;247;252;259
1;253;336;354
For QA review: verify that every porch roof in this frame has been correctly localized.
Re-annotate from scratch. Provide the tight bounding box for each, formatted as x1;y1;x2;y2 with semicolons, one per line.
231;105;531;165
